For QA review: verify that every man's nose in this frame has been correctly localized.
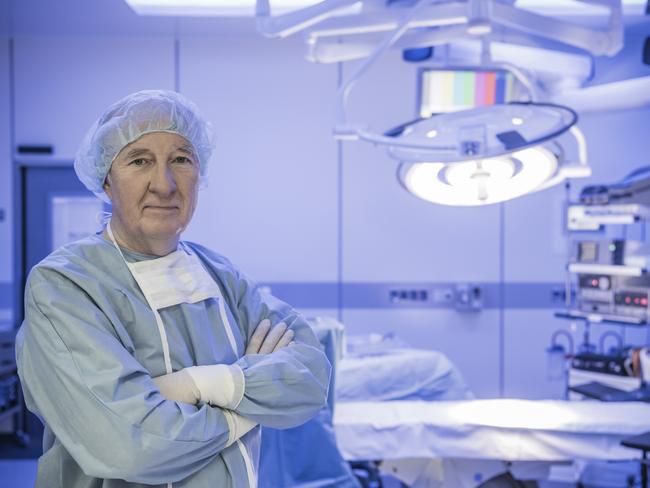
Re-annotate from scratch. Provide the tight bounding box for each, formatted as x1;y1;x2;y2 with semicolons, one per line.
149;163;177;196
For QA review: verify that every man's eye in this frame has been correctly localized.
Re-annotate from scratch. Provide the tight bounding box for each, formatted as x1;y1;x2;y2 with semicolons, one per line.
174;156;192;164
130;158;148;166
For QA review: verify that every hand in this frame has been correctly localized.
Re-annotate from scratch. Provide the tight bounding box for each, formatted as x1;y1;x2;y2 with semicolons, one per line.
245;318;294;355
153;369;201;404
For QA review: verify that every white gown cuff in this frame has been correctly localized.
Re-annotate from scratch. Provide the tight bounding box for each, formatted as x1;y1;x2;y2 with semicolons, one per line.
186;364;245;409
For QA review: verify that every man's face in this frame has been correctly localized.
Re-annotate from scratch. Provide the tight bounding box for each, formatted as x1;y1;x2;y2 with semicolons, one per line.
104;132;199;250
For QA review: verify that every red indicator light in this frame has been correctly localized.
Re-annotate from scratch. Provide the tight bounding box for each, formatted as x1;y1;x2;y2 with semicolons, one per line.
642;298;648;306
634;298;640;305
625;297;631;304
591;279;598;286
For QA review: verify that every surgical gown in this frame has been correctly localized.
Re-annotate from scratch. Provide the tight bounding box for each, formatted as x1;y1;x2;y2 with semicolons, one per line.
16;234;331;488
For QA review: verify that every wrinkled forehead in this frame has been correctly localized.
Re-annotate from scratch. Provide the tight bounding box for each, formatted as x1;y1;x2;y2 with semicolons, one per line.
114;132;195;161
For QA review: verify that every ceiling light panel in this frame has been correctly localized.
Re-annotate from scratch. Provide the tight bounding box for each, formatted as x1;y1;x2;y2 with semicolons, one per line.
125;0;331;16
124;0;648;17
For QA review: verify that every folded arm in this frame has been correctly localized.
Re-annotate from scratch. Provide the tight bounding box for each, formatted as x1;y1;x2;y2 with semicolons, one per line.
152;246;331;429
154;318;294;408
221;266;332;428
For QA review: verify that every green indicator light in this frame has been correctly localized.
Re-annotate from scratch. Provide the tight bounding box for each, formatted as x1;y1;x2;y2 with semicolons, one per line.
609;244;616;252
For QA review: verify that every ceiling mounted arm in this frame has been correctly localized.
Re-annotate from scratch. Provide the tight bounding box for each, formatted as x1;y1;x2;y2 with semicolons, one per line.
256;0;360;38
490;1;623;56
335;0;433;137
257;0;624;56
305;2;469;40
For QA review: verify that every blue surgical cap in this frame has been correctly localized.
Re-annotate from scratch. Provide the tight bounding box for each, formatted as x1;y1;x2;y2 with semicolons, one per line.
74;90;213;202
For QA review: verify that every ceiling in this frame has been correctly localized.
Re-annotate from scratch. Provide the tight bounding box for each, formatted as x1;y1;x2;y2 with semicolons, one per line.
0;0;647;37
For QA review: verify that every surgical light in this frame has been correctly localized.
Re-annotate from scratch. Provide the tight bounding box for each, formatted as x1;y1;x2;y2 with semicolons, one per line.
384;102;577;163
387;101;585;206
400;147;559;206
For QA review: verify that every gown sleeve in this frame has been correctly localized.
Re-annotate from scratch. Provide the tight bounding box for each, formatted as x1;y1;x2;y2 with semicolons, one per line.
16;268;240;485
221;265;332;429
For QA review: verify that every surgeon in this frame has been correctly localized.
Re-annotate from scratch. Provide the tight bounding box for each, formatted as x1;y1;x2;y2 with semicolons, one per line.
16;90;331;487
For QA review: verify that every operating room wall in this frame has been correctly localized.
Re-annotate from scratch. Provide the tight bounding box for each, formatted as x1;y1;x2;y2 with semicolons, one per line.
13;36;176;159
4;13;650;399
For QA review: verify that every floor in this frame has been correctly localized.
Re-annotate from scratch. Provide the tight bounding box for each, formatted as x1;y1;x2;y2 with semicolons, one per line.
0;459;642;487
0;459;37;488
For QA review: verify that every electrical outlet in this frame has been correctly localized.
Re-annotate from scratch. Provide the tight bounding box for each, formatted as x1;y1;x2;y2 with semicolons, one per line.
432;288;454;304
455;283;483;311
389;289;429;303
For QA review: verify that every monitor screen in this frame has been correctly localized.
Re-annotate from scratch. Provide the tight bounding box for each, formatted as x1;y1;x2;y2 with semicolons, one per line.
419;68;519;117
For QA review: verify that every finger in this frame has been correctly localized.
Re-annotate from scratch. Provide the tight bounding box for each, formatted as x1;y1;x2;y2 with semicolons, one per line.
272;329;295;353
259;322;287;355
247;318;271;355
246;319;271;355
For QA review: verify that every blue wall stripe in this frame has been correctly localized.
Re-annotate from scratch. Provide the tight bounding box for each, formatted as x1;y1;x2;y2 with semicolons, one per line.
0;282;12;308
262;283;340;309
0;280;566;313
0;281;565;311
263;282;566;310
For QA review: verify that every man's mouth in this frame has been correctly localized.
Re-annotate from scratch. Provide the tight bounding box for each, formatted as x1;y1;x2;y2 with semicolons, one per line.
144;205;179;211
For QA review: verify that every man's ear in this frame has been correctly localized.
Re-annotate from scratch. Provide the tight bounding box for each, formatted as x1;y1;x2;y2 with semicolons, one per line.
103;175;113;200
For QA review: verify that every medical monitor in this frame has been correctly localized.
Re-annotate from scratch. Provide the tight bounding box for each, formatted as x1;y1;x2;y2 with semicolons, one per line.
418;68;520;118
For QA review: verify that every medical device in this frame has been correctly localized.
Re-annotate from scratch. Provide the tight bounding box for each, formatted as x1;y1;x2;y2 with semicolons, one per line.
557;239;650;326
568;350;644;401
562;174;650;317
567;240;650;324
554;167;650;416
561;171;650;324
569;168;650;230
580;168;650;207
568;204;650;231
567;345;650;404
